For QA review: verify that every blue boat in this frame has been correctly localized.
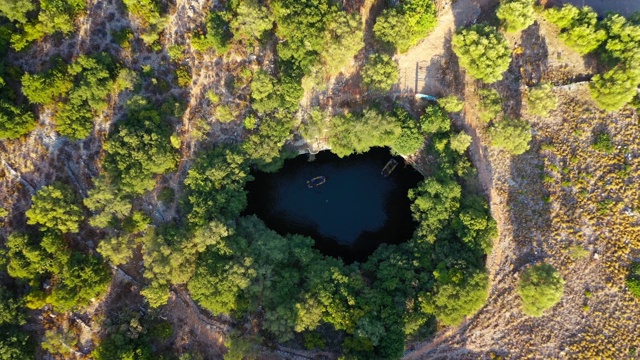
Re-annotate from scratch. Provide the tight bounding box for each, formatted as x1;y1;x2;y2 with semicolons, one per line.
307;176;326;189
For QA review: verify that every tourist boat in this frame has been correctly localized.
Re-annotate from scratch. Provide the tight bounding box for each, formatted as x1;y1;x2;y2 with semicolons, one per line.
307;176;327;189
381;159;398;177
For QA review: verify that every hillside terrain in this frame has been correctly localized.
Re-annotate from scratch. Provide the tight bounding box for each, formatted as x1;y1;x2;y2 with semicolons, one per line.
0;0;639;359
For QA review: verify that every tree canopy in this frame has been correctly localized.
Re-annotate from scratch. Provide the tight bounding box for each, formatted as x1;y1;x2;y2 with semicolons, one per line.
518;263;565;316
361;54;399;92
26;182;84;234
373;0;437;53
452;24;512;83
496;0;535;33
103;96;178;195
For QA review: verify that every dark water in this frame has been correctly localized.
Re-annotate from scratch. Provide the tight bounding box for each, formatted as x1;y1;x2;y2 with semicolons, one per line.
244;147;423;263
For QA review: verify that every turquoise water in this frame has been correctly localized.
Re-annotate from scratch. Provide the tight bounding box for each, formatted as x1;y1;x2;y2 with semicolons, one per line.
244;148;423;263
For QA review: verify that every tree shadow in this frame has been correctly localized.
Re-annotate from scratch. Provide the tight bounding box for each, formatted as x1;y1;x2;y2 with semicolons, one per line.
508;142;553;271
517;22;549;87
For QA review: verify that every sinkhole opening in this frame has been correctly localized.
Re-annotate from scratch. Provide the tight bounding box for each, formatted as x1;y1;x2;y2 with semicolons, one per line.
244;147;424;263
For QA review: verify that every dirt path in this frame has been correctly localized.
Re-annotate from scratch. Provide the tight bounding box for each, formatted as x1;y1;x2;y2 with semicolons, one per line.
395;0;486;96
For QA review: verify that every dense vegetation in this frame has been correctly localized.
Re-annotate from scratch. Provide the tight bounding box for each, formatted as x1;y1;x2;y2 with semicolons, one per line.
183;102;494;357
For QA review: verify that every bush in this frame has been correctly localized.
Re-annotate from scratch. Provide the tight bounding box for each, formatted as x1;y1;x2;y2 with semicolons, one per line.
438;95;464;112
477;88;502;122
489;118;531;155
526;83;558;117
591;132;614;153
496;0;535;33
544;5;606;55
518;263;565;317
361;54;399;92
215;105;235;123
373;0;437;53
452;24;512;83
175;65;192;88
627;263;640;298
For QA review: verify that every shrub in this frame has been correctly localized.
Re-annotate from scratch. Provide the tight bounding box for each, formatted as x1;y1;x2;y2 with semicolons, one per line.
452;24;512;83
361;54;399;92
591;132;614;153
627;263;640;298
518;263;565;317
477;88;502;122
526;83;558;117
496;0;535;33
489;118;531;155
438;95;464;112
215;105;235;123
175;65;192;88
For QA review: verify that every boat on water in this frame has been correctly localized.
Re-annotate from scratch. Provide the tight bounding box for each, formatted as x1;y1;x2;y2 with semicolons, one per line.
307;176;327;189
381;159;398;177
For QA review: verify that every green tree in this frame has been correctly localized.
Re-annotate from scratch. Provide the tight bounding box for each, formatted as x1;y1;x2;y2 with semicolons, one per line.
543;4;606;55
409;176;462;237
229;0;274;41
589;63;640;111
21;67;73;106
10;0;86;50
437;95;464;112
373;0;437;53
526;83;558;117
123;0;167;45
421;104;450;134
56;55;116;139
422;270;489;326
488;118;531;155
477;88;502;122
320;13;363;76
97;235;136;266
391;107;425;155
328;108;402;157
361;54;399;92
449;131;472;154
272;0;335;71
192;11;231;53
496;0;535;33
0;0;35;24
601;14;640;64
103;96;178;195
452;24;512;83
184;146;252;226
300;108;329;141
518;263;565;316
0;100;35;139
26;183;83;234
83;176;132;228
